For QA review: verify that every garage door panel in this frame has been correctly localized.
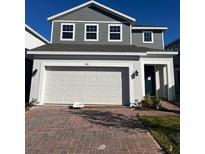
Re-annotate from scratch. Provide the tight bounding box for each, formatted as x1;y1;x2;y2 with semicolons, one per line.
43;67;129;105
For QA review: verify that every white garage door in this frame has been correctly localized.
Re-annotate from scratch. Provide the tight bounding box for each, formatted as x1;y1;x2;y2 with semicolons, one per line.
42;67;129;105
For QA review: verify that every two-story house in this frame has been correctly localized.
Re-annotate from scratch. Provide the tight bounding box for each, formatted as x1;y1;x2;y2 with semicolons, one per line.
27;0;177;106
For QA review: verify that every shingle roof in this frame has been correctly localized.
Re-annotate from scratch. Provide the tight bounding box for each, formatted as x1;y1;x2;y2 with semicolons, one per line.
30;44;161;52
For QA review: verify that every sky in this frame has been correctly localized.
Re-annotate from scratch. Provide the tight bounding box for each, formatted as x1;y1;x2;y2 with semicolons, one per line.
25;0;180;45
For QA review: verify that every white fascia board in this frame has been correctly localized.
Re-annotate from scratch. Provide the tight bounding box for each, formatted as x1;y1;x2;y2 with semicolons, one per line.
146;51;178;55
47;1;136;22
27;51;146;56
25;24;50;43
132;27;168;30
53;20;129;23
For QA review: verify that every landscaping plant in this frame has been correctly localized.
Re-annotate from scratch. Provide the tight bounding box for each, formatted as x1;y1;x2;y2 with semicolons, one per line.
141;95;161;110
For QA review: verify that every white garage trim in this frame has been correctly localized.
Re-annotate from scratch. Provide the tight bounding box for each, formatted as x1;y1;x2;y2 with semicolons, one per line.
37;61;135;105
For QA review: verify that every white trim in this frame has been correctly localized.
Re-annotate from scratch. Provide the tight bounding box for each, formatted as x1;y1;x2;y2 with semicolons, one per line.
154;66;160;97
142;31;154;43
27;51;178;56
25;24;50;43
60;23;75;41
47;1;136;22
53;20;129;24
140;63;145;100
162;32;164;49
130;25;132;45
38;64;46;105
140;58;175;101
132;27;168;30
146;51;178;55
50;21;54;43
108;24;123;42
27;51;147;56
84;24;99;41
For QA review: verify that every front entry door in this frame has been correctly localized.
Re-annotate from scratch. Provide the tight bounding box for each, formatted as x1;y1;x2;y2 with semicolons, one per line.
145;66;156;96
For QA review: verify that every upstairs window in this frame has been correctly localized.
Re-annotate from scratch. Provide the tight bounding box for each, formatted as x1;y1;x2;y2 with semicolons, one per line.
60;23;75;41
84;24;99;41
108;24;122;42
143;31;154;43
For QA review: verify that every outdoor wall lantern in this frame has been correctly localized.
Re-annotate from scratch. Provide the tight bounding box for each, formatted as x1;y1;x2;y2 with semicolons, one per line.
32;69;38;77
131;70;139;79
135;70;139;76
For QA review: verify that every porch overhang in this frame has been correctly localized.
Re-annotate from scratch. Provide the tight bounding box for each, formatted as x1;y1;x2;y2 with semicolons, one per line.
27;51;147;56
27;50;178;57
146;51;178;55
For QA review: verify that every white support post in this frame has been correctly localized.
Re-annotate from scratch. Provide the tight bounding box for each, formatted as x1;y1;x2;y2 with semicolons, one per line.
167;60;176;101
162;65;168;99
29;60;41;103
38;65;46;105
141;62;145;99
129;65;135;103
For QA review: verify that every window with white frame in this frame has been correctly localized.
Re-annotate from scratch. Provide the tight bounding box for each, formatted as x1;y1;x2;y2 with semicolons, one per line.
84;24;99;41
61;23;75;40
108;24;122;42
143;31;153;43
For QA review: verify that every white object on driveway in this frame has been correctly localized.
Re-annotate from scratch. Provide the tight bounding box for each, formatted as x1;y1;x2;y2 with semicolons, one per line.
73;102;85;108
98;145;106;150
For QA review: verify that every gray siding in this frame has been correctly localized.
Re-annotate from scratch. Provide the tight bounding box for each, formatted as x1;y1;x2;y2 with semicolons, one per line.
52;22;130;45
132;30;163;50
55;5;128;22
51;5;131;45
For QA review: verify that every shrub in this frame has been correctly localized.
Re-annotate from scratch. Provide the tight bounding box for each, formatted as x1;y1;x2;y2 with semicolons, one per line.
141;95;161;109
153;97;161;110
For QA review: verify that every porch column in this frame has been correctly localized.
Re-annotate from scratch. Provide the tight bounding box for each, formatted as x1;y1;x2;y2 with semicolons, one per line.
162;65;168;99
140;62;145;99
167;59;176;101
155;65;168;99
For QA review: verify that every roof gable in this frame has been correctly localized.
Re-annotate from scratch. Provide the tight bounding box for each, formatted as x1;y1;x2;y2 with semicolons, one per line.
25;25;49;44
47;0;136;22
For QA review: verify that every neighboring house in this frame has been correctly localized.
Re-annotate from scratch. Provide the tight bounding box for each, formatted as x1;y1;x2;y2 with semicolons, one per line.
25;25;49;103
27;0;177;106
165;38;180;98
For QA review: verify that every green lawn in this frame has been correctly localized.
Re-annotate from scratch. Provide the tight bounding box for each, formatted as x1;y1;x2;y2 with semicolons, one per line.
139;116;180;154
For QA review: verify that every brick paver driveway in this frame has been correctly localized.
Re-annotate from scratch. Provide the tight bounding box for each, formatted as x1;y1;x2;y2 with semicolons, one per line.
26;106;162;154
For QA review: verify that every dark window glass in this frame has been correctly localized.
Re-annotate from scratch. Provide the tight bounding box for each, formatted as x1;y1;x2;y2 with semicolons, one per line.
144;32;152;42
110;26;120;32
86;33;97;39
86;26;97;32
63;25;73;31
110;33;120;40
62;32;73;39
